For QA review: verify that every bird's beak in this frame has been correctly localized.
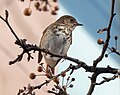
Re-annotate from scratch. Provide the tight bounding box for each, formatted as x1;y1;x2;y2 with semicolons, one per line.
76;23;83;26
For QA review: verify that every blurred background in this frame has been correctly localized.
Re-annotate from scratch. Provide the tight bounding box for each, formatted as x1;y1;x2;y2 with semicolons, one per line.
0;0;120;95
0;0;57;95
58;0;120;95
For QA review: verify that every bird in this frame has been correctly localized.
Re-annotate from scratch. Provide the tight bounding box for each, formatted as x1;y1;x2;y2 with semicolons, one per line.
38;15;82;76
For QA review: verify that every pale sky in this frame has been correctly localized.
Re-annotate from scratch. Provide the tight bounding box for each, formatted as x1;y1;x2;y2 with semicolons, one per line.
58;3;120;95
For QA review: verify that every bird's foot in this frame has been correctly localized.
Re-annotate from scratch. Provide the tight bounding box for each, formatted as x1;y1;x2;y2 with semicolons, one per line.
46;72;54;79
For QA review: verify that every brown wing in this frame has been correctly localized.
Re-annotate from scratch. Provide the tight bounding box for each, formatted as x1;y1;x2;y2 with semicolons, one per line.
38;23;57;63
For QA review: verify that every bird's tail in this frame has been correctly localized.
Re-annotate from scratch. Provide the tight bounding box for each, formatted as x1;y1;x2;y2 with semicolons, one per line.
38;51;43;63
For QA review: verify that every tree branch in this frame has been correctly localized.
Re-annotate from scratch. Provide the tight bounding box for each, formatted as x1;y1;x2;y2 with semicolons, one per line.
92;0;116;70
87;0;116;95
0;10;20;42
94;73;119;85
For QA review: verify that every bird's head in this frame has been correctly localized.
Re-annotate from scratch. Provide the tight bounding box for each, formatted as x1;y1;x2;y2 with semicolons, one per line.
56;15;83;31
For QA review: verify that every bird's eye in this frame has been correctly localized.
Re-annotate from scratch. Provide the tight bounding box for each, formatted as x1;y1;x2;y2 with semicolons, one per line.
69;18;74;22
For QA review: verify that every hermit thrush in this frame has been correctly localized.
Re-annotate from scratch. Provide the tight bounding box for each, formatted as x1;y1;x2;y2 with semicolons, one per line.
38;15;82;75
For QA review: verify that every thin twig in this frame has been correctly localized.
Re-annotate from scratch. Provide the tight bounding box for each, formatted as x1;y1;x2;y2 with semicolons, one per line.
0;10;20;42
94;74;118;85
